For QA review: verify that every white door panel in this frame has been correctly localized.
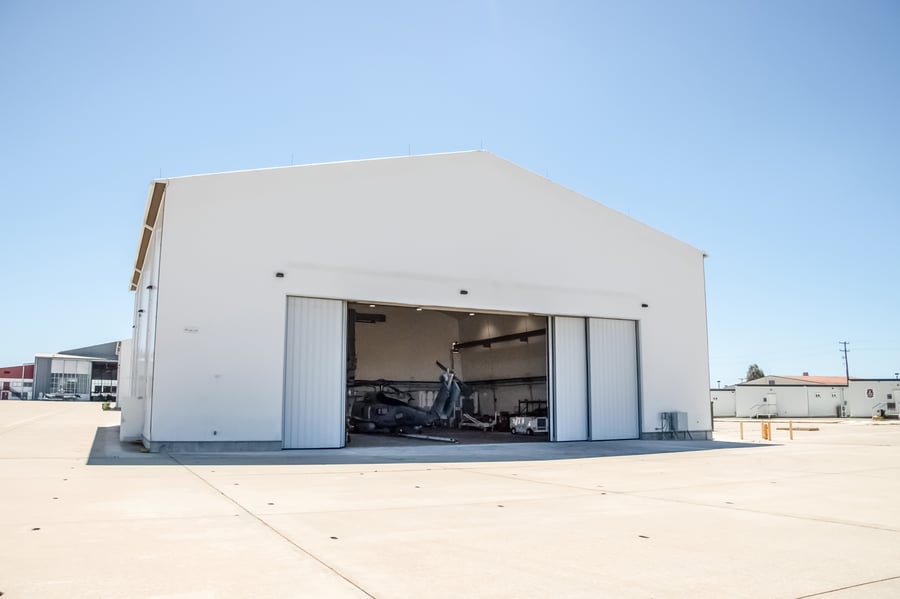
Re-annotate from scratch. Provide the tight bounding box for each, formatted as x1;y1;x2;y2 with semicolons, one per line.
588;318;639;440
552;316;588;441
283;297;346;449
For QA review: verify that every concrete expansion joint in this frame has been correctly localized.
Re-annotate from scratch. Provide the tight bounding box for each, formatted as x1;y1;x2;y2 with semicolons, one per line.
0;411;62;437
462;466;628;496
632;491;900;534
792;573;900;598
167;454;376;599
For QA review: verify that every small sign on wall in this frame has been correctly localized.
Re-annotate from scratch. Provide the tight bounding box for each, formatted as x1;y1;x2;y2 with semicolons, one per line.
867;388;874;398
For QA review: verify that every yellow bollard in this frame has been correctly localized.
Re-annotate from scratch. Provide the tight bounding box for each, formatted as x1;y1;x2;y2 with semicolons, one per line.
761;421;766;440
739;421;744;440
789;419;793;440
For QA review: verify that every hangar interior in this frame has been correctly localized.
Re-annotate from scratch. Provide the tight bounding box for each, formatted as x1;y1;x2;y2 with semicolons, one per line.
348;303;549;444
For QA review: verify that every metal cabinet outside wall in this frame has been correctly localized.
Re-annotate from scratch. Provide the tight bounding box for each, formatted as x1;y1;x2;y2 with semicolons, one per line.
283;297;347;449
551;316;640;441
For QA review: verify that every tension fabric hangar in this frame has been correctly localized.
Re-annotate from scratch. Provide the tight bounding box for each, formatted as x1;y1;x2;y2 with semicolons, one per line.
120;151;711;451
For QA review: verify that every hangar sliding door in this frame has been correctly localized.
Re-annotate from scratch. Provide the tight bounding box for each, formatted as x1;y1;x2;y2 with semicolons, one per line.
587;318;639;440
283;297;347;449
551;316;588;441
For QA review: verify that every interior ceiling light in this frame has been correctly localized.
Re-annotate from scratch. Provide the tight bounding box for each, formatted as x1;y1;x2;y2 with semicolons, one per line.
415;307;423;311
369;304;376;308
468;312;475;316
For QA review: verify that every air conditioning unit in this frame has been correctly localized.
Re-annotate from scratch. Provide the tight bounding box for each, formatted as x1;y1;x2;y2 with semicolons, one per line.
669;411;689;432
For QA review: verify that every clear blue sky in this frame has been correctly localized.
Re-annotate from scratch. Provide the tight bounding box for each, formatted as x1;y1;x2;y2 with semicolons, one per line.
1;1;898;385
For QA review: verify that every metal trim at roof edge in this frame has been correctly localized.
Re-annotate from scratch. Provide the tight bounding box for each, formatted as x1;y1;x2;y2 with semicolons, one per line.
130;181;166;290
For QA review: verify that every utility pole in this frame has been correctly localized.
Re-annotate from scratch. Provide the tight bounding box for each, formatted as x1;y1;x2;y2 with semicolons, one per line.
839;341;850;382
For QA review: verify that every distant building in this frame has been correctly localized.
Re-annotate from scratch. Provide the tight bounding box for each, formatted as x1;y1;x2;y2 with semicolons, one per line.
846;379;900;418
0;364;34;400
735;375;847;418
709;374;900;418
31;342;120;401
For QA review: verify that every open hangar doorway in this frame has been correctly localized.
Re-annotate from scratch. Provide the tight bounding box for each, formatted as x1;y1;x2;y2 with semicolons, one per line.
347;302;549;446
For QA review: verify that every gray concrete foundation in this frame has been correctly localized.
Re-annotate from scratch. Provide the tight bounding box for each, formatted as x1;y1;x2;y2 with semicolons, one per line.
641;429;713;441
143;438;283;452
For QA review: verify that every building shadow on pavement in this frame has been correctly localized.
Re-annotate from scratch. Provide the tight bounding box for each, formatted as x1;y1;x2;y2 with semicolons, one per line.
87;425;769;466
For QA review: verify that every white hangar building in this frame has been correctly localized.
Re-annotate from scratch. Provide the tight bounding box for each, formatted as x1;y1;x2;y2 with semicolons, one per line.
120;151;711;451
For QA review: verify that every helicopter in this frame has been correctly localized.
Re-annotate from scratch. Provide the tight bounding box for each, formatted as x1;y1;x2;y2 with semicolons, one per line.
348;361;468;434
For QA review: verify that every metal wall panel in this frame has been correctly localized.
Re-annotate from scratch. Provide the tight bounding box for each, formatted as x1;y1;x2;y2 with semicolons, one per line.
32;357;51;398
283;297;346;449
551;316;588;441
588;318;639;440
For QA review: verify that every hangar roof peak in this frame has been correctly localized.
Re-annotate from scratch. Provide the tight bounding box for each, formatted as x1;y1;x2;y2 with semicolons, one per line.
131;150;705;290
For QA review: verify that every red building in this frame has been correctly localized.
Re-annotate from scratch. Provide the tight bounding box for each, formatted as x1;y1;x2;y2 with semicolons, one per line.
0;364;34;400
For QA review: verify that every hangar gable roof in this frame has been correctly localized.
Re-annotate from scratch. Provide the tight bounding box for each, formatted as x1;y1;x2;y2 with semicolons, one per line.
130;151;705;291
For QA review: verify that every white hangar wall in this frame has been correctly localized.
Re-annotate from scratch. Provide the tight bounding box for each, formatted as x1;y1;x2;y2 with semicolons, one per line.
133;203;164;442
116;339;139;441
136;151;710;446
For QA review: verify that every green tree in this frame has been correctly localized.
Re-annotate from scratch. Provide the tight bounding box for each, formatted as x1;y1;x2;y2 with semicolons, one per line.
746;364;765;381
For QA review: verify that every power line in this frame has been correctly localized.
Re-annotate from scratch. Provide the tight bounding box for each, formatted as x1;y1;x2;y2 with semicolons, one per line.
839;341;850;380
